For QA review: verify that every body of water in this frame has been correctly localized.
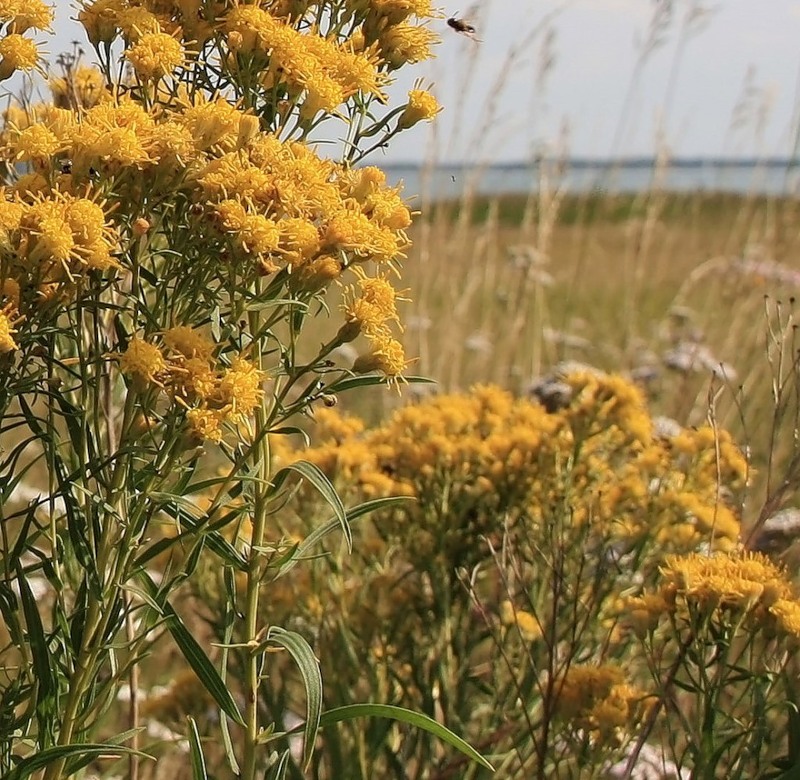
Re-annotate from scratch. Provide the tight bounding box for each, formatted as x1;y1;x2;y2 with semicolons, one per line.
382;159;800;200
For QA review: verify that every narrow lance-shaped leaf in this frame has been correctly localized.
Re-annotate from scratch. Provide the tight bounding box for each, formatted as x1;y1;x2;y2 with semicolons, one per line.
266;627;322;770
273;460;351;551
318;703;494;771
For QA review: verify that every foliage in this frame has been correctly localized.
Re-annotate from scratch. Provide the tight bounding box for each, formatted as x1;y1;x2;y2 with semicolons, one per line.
208;372;800;779
0;1;467;778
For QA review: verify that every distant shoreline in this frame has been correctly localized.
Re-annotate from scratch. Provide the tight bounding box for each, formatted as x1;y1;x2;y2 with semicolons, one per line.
377;158;800;197
380;158;800;171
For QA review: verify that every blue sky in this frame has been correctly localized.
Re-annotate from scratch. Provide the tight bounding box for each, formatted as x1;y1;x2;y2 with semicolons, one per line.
42;0;800;163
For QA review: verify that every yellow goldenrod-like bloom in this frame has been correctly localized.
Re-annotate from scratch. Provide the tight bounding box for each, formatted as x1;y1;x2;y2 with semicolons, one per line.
340;269;404;341
324;209;404;262
618;593;668;638
119;338;167;384
499;600;542;642
290;255;342;293
218;357;265;421
125;32;184;81
369;0;436;24
660;551;792;613
78;0;124;46
180;357;218;400
0;305;19;353
1;0;54;33
116;6;162;43
187;407;225;443
70;100;154;172
378;23;438;68
240;214;281;256
555;664;643;743
279;217;321;264
147;121;197;168
164;326;215;361
0;34;41;80
398;88;441;129
769;599;800;639
0;197;24;245
352;334;407;379
50;65;106;109
179;97;252;152
5;124;59;164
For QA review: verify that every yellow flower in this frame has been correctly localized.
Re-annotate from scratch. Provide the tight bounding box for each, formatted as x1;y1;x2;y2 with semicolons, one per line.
769;599;800;639
369;0;436;24
119;338;167;384
50;65;106;109
78;0;124;46
0;34;41;80
290;255;342;293
660;551;792;614
125;32;184;81
181;358;218;400
116;6;162;43
6;124;59;163
499;600;542;641
0;305;19;353
324;209;404;262
70;100;154;172
180;98;254;152
163;326;215;361
398;88;441;129
240;214;281;256
218;357;265;421
352;334;408;380
340;270;404;340
378;23;438;68
187;408;226;442
1;0;54;33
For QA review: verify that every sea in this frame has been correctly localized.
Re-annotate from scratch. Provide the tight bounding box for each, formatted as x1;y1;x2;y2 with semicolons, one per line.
380;159;800;200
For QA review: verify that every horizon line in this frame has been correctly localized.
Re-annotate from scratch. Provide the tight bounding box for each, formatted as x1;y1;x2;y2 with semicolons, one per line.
379;157;800;169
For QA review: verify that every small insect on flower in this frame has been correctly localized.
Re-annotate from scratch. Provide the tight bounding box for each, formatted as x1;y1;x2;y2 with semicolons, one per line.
447;15;481;42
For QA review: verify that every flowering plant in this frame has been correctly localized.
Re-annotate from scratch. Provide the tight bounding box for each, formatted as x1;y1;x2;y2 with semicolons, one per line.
0;2;482;779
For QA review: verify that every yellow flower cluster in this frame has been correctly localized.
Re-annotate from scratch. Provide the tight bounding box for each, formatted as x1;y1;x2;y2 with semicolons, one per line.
657;551;800;641
0;191;118;319
499;600;542;642
74;0;438;117
554;664;645;745
0;0;52;81
117;327;265;443
224;6;386;119
277;374;747;565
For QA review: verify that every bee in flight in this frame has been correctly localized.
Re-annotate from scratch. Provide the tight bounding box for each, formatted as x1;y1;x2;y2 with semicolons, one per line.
447;15;481;42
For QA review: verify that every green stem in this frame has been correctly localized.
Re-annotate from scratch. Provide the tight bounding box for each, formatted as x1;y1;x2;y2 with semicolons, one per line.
241;286;274;779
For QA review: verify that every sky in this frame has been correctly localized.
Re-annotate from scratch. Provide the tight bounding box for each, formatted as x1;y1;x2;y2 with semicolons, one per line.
41;0;800;163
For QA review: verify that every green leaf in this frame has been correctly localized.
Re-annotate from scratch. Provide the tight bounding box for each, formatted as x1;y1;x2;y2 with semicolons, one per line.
267;627;322;770
5;744;152;780
187;717;208;780
273;461;351;551
137;572;245;726
15;560;55;744
319;704;494;771
277;496;412;578
326;375;435;393
264;749;292;780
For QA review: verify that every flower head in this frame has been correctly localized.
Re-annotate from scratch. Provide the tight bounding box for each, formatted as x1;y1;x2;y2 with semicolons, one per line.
125;32;184;81
119;338;166;384
398;88;441;129
0;34;41;80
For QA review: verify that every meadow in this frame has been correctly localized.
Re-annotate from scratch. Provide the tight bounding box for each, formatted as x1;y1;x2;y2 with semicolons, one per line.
3;2;800;780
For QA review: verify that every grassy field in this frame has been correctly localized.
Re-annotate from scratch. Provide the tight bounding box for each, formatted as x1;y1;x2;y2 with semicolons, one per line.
343;187;797;533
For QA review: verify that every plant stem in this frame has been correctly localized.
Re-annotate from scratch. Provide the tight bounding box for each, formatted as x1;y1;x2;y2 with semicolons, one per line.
241;295;273;779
